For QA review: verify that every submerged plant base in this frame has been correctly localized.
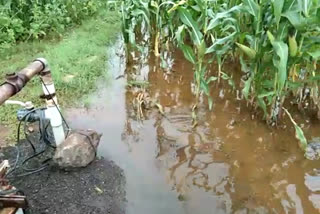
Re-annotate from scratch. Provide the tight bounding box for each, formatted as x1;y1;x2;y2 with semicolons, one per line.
65;43;320;213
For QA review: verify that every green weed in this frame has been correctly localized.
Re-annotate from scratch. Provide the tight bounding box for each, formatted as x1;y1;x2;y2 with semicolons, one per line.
0;10;120;140
0;0;107;49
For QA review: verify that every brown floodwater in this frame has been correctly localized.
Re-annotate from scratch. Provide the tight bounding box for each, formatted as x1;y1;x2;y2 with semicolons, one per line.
66;40;320;214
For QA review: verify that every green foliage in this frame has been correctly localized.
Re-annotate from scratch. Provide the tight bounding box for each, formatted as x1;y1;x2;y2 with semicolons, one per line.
121;0;320;129
283;108;308;150
0;0;105;49
0;10;120;139
237;0;320;124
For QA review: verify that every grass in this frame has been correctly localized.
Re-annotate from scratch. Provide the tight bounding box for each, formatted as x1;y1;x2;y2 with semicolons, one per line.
0;10;120;140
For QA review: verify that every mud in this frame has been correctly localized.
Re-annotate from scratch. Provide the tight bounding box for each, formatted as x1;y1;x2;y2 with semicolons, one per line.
0;136;126;214
66;40;320;214
0;125;9;147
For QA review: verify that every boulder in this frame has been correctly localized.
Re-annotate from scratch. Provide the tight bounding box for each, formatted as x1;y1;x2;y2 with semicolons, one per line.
53;130;102;168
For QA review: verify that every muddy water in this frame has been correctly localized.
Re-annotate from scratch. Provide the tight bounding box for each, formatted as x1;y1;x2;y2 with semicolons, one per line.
66;41;320;214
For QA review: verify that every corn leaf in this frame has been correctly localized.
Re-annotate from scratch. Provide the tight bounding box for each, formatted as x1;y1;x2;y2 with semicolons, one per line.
206;6;241;31
283;108;308;151
243;0;260;18
242;76;252;100
180;44;196;64
178;7;203;45
308;50;320;60
273;0;284;27
272;41;288;93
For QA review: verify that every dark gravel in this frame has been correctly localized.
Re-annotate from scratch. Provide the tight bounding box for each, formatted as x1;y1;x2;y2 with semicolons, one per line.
0;139;126;214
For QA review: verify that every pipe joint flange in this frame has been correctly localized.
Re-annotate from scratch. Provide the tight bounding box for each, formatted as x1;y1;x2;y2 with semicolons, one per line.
34;58;48;72
4;73;29;94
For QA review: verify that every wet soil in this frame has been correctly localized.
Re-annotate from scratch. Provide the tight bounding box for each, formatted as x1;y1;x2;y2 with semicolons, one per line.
1;137;126;214
0;125;9;147
13;159;125;214
65;40;320;214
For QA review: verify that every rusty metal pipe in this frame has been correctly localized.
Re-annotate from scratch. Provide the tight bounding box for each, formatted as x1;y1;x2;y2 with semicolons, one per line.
0;58;47;105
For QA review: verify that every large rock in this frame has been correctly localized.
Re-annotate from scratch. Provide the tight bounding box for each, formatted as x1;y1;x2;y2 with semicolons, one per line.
53;130;102;168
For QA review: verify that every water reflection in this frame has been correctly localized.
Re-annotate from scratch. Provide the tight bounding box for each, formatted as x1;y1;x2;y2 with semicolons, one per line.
66;40;320;214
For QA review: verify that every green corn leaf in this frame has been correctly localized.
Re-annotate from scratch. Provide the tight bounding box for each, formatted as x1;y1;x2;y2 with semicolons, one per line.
242;76;252;100
282;10;319;30
180;44;196;64
257;97;267;117
308;50;320;60
243;0;260;18
178;7;203;45
283;108;308;151
200;80;209;96
206;76;218;84
276;22;289;41
272;41;288;93
206;6;241;31
283;11;305;29
258;91;275;98
273;0;284;27
175;25;185;43
298;0;311;17
131;9;150;28
206;32;236;54
295;125;308;150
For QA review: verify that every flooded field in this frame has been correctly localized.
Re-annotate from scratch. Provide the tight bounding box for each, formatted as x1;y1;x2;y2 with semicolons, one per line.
66;41;320;214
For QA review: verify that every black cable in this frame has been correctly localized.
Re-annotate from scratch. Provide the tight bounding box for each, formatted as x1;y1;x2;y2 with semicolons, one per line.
21;146;47;172
43;121;56;148
5;120;22;177
6;108;53;178
24;113;36;153
7;77;83;178
5;109;41;177
76;131;97;157
20;112;52;174
13;165;49;178
39;77;70;132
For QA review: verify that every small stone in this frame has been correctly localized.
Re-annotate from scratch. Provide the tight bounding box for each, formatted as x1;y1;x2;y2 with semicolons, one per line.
95;186;103;194
28;126;34;133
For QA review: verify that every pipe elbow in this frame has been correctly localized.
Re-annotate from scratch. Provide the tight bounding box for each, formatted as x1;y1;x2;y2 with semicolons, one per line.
34;58;49;72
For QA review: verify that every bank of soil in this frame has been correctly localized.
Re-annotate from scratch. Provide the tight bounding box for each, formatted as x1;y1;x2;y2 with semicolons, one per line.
0;125;9;147
1;140;126;214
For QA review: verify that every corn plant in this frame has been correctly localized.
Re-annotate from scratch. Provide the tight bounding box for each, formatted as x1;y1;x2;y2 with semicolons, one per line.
121;0;320;134
237;0;320;125
173;1;241;117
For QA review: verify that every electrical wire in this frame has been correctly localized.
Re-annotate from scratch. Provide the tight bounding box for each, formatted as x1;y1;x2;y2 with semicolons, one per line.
39;77;97;156
6;77;97;178
6;108;51;178
76;131;97;157
5;109;42;177
6;77;70;178
39;77;70;133
24;113;36;153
